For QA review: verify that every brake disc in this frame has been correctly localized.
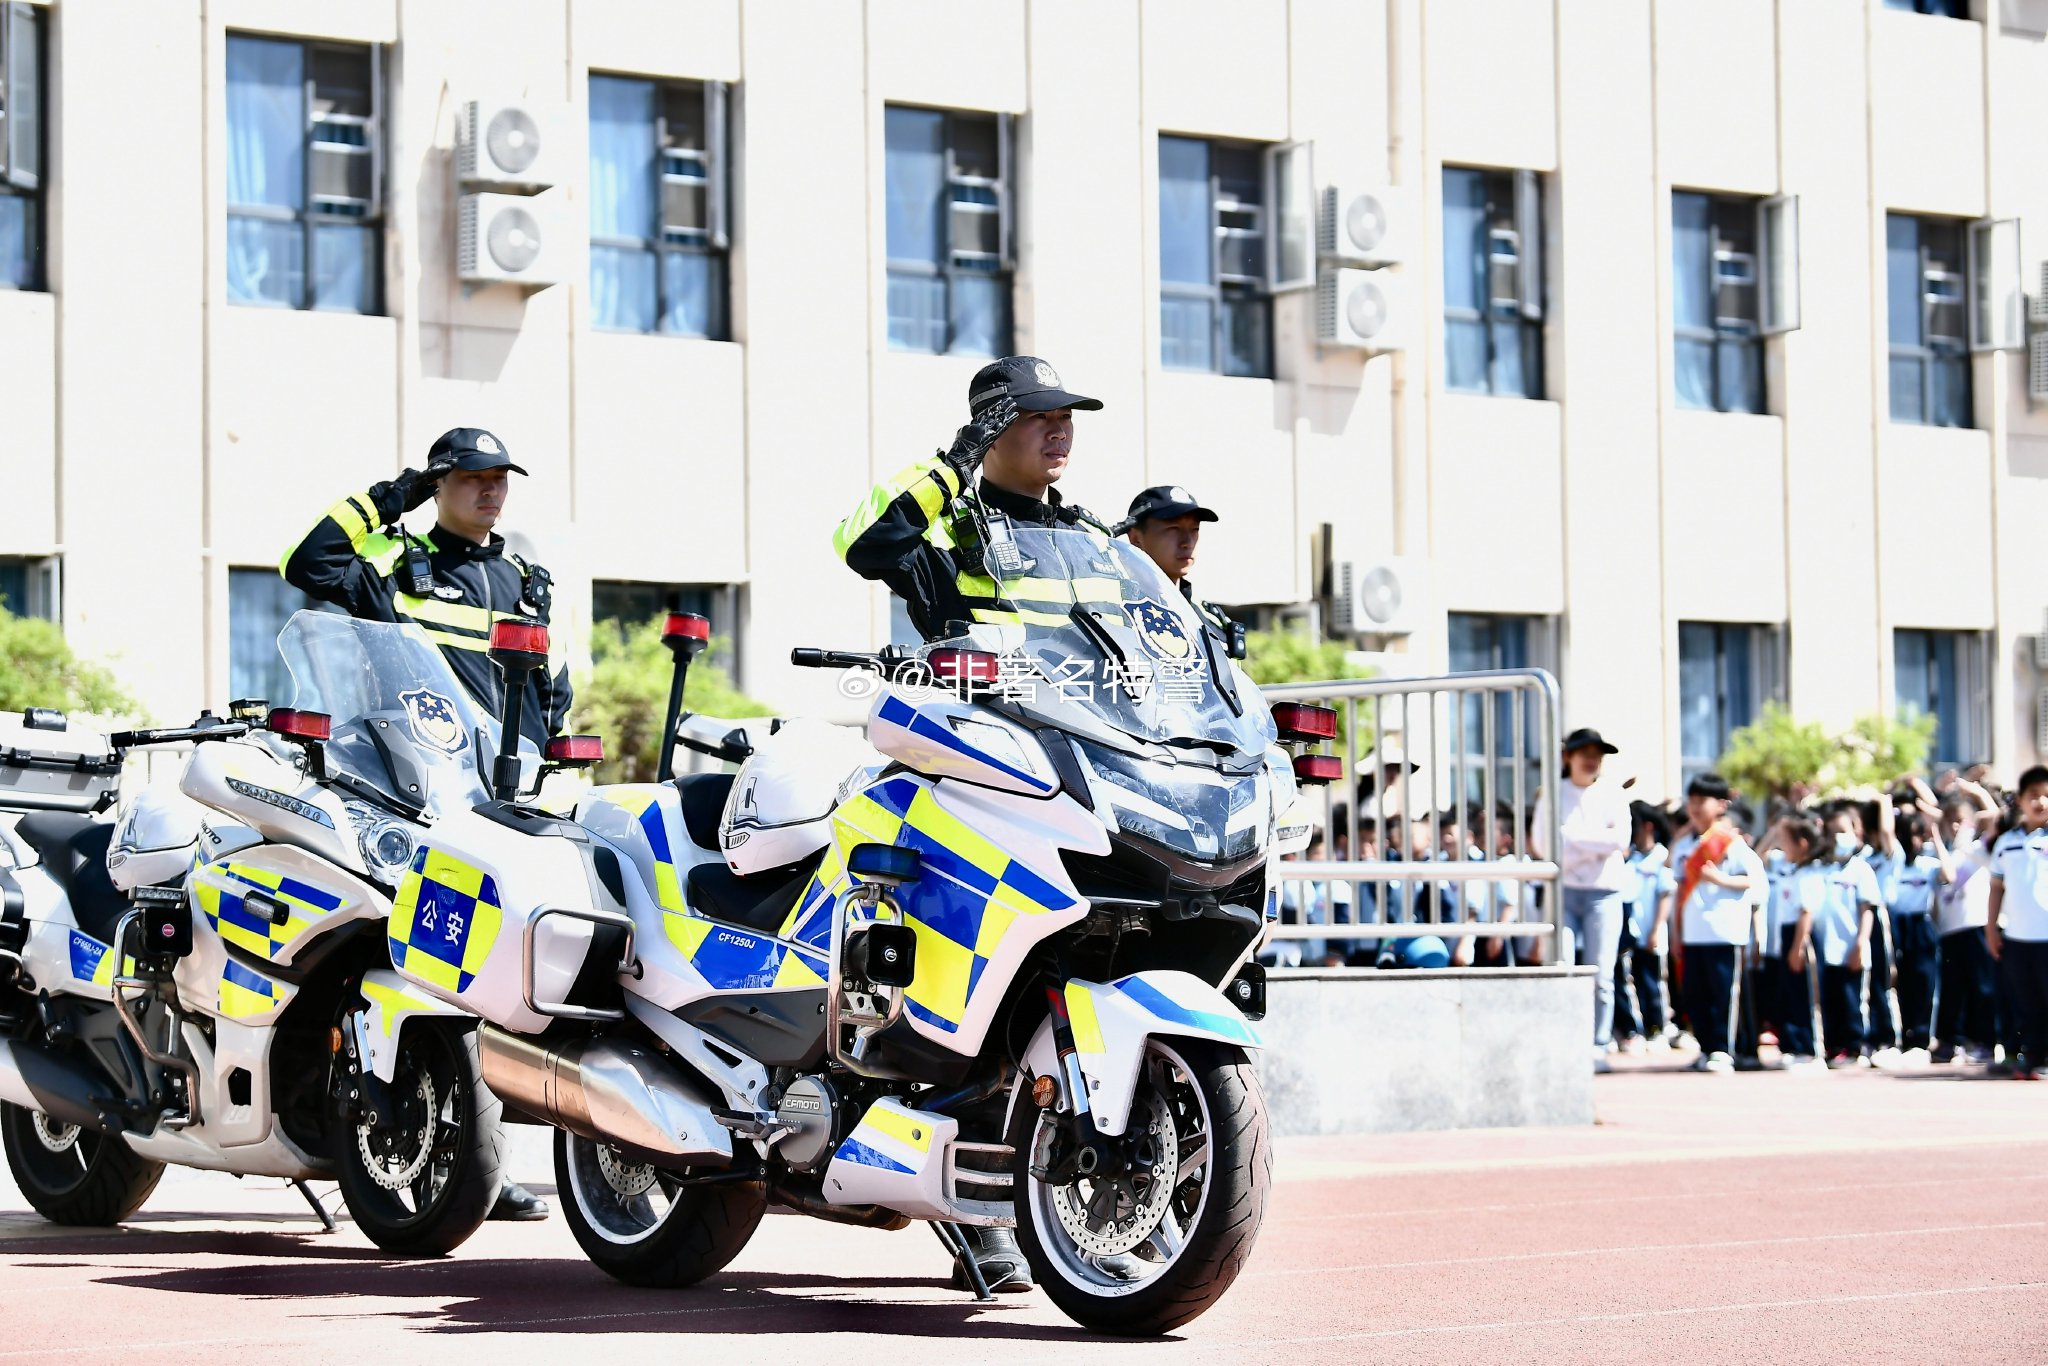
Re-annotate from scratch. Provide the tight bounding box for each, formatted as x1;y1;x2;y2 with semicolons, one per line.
357;1071;436;1191
30;1111;80;1154
1050;1089;1179;1257
595;1143;658;1198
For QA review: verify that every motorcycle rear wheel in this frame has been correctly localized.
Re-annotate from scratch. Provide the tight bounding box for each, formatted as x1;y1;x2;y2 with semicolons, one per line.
1008;1038;1271;1336
333;1022;504;1257
555;1130;766;1288
2;1101;164;1226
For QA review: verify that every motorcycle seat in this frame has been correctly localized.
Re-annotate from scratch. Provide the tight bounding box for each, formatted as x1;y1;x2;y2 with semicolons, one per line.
14;812;131;946
672;772;733;854
685;849;823;937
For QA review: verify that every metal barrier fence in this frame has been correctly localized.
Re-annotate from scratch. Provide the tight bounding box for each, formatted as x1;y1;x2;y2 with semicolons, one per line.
1262;670;1565;968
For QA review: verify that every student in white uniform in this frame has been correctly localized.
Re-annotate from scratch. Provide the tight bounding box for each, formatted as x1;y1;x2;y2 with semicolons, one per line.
1670;773;1766;1073
1884;809;1948;1059
1551;729;1632;1069
1614;805;1676;1051
1816;808;1883;1066
1767;816;1826;1068
1934;796;1997;1064
1986;765;2048;1079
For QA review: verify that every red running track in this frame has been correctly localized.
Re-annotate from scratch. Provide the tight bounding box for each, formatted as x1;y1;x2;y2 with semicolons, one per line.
1;1055;2042;1364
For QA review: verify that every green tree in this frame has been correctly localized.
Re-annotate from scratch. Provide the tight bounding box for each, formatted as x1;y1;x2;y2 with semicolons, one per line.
1241;628;1370;689
1716;702;1835;804
572;618;771;784
0;607;138;720
1834;710;1937;794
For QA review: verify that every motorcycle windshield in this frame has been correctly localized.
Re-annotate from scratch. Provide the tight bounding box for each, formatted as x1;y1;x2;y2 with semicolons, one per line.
954;523;1275;759
276;611;497;818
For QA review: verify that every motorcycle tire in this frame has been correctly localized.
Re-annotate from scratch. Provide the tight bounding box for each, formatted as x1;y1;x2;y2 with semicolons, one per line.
333;1022;504;1257
1008;1038;1271;1337
2;1100;165;1226
555;1129;766;1288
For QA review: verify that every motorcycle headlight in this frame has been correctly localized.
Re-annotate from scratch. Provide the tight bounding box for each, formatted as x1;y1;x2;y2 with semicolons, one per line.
1078;741;1264;862
345;801;417;882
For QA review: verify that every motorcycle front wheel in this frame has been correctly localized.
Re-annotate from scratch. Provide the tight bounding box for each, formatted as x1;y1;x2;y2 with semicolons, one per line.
1007;1038;1271;1336
333;1022;504;1256
555;1130;766;1287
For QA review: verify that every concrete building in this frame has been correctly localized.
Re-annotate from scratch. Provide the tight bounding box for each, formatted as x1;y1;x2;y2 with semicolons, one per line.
5;0;2048;797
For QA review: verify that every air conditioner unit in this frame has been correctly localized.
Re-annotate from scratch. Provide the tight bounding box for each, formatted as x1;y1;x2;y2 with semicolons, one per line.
1317;267;1409;352
1318;184;1405;267
458;191;562;287
1330;555;1427;637
458;99;562;192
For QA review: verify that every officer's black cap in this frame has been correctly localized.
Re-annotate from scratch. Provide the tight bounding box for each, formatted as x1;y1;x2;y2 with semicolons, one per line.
968;356;1103;419
429;427;528;475
1126;484;1218;526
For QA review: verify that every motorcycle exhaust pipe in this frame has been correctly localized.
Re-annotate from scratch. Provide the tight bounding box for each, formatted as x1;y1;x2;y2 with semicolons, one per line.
0;1037;115;1133
478;1026;733;1167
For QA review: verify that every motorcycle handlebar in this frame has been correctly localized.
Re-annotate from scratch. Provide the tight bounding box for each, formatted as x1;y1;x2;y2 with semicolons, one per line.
108;719;251;750
790;647;884;671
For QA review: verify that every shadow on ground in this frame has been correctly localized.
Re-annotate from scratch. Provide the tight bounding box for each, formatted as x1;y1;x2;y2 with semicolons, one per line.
11;1228;1133;1345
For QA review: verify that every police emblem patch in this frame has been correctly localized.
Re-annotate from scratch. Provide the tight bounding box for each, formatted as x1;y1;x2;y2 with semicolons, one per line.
1130;600;1192;661
1033;361;1059;387
475;432;501;454
400;688;469;756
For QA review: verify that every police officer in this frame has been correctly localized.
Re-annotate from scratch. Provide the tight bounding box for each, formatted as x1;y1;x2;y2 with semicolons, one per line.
835;354;1103;642
1123;484;1245;657
282;426;563;1222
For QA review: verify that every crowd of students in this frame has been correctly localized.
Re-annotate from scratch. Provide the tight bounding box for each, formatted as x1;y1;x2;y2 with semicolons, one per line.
1263;749;2048;1081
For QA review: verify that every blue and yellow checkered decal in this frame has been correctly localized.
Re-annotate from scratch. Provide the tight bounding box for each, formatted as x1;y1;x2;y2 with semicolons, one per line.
390;847;504;994
784;774;1078;1033
193;861;345;964
834;1137;911;1173
219;956;289;1018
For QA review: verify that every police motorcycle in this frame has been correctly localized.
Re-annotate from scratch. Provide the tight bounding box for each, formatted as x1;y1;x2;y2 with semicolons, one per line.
377;524;1336;1335
0;613;561;1254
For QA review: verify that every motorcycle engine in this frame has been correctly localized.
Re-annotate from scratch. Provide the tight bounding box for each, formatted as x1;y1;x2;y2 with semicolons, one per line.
773;1074;851;1172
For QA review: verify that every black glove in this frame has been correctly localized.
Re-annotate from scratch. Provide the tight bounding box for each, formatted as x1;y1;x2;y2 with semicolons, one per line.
372;457;456;522
942;396;1018;480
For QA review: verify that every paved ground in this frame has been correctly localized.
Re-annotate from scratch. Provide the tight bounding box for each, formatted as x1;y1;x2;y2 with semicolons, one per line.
2;1056;2042;1364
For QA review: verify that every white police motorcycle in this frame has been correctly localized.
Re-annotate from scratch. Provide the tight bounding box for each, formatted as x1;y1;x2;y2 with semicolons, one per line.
376;524;1333;1334
0;615;543;1253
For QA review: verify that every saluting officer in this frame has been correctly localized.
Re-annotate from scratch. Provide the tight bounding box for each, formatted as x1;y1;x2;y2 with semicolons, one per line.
282;427;571;750
835;355;1103;641
281;427;564;1224
1123;484;1245;657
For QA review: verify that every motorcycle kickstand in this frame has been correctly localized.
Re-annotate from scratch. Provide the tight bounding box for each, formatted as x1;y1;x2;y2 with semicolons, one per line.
294;1180;337;1233
931;1221;994;1302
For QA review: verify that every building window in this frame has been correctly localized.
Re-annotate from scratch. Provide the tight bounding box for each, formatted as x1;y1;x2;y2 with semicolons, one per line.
588;73;730;339
1894;629;1988;772
1679;621;1784;785
0;554;56;620
1449;613;1554;805
228;569;336;705
0;3;44;291
1671;192;1766;414
1442;166;1545;398
885;105;1013;357
1886;214;1971;428
1883;0;1967;16
225;34;382;314
1158;134;1271;377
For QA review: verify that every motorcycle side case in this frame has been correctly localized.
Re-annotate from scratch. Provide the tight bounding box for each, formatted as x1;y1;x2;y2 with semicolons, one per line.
386;805;615;1036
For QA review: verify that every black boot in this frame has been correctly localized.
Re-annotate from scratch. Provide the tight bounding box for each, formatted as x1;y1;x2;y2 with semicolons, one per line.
952;1224;1033;1293
487;1180;550;1222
